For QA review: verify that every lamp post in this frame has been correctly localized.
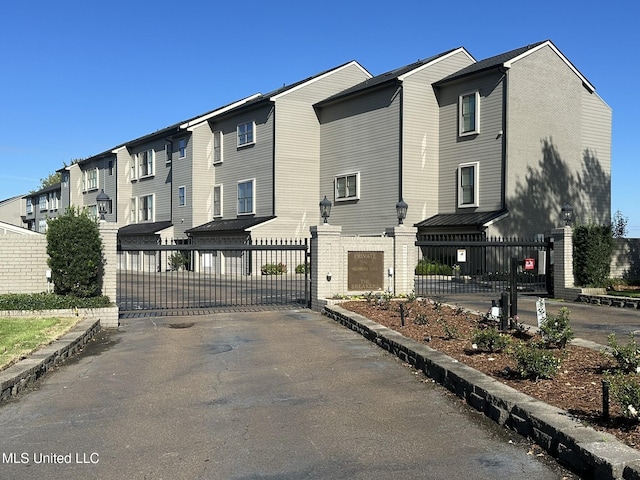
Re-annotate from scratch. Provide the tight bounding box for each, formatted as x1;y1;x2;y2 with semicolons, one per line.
561;203;574;226
319;196;331;224
96;189;110;221
396;199;408;225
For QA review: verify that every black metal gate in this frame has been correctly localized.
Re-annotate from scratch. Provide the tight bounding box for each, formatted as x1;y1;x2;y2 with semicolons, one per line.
117;239;309;313
415;235;552;298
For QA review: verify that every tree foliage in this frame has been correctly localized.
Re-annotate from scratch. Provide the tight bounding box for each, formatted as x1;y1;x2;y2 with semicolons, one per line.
612;210;629;239
46;207;105;298
573;223;614;287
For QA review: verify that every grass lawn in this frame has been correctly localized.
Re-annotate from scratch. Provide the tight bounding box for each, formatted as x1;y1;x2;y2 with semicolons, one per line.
0;317;80;371
607;290;640;298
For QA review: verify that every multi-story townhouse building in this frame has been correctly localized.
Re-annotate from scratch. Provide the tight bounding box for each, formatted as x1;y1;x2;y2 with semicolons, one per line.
315;40;611;239
0;195;26;229
22;183;62;233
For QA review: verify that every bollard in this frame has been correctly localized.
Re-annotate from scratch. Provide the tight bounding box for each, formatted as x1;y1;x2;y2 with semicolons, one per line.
602;379;610;421
399;303;405;327
500;291;510;330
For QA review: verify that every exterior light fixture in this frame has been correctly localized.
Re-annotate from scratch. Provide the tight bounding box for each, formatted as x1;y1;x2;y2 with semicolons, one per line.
396;199;408;225
561;203;574;226
96;189;110;221
320;196;331;224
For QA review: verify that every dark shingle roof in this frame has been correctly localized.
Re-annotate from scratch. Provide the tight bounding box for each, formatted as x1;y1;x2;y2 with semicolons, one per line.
187;216;276;234
415;210;508;229
118;221;173;236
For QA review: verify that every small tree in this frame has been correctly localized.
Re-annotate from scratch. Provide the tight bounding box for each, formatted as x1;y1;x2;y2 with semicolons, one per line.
612;210;629;239
46;207;105;297
573;223;614;287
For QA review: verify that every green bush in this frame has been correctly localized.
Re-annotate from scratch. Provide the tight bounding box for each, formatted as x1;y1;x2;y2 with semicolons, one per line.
261;263;287;275
573;223;614;287
539;307;574;349
415;259;453;276
607;333;640;373
511;342;562;380
46;207;104;298
0;293;112;310
168;252;190;271
295;263;309;274
604;372;640;419
471;327;511;352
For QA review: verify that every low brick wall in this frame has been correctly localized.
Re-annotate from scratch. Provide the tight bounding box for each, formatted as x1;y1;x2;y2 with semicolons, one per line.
0;317;101;404
0;306;119;328
323;304;640;480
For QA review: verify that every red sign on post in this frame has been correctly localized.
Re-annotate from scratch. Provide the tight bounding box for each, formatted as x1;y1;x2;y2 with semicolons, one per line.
524;258;535;270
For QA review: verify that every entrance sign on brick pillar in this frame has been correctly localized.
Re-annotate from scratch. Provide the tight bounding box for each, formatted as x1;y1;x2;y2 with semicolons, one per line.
98;222;119;326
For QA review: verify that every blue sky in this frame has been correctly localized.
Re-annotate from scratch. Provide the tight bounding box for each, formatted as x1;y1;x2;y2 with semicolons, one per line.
1;0;637;234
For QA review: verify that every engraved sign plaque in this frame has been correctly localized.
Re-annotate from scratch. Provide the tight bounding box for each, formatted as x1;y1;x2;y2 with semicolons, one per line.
348;251;384;291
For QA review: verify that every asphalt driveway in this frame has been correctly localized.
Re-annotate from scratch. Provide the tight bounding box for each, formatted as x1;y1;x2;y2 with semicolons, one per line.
0;309;577;479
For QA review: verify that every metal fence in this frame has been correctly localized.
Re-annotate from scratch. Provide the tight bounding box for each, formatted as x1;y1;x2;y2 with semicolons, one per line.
415;235;552;298
117;238;309;312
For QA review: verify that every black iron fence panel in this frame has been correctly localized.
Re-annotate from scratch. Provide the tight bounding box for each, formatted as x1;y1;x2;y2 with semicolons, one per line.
415;235;552;298
117;238;309;312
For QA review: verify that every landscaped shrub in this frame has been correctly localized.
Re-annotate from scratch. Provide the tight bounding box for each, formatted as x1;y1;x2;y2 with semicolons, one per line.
261;263;287;275
604;371;640;419
0;293;112;310
607;333;640;373
511;342;562;380
295;263;309;274
46;207;104;298
471;327;511;353
415;259;453;276
573;223;615;287
539;307;574;349
168;252;190;271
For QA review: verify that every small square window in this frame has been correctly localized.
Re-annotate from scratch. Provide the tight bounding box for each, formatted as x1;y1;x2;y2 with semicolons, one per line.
459;91;480;136
237;122;255;147
458;162;479;207
335;172;360;201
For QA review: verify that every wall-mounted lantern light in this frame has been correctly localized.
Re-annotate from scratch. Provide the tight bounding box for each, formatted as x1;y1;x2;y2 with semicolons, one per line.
396;199;408;225
320;196;331;224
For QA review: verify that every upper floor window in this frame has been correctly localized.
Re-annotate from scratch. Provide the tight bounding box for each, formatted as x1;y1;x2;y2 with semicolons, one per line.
49;191;59;210
459;91;480;136
458;162;479;207
139;194;154;222
335;172;360;201
213;184;223;218
138;149;154;178
178;186;186;207
108;160;114;175
237;122;255;147
179;138;186;158
83;167;99;191
39;195;48;211
38;219;47;233
26;198;33;214
237;179;254;215
165;142;172;163
213;131;223;164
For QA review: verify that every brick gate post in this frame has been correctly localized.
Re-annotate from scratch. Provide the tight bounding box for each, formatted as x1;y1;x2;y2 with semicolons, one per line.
385;225;417;297
310;224;342;311
99;221;119;326
550;226;580;301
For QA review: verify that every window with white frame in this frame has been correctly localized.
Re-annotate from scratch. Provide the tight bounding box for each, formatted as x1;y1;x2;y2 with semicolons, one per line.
213;131;223;164
39;194;47;211
137;149;154;178
139;194;154;221
237;121;255;147
38;219;47;233
131;155;138;181
178;186;186;207
88;205;98;219
213;184;223;217
334;172;360;201
458;162;479;207
83;167;99;191
179;138;186;158
26;198;32;214
237;179;254;215
459;91;480;136
165;142;172;163
130;197;138;223
50;191;59;210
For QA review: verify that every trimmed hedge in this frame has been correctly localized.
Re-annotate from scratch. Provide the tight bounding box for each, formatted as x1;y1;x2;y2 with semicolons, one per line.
0;293;112;311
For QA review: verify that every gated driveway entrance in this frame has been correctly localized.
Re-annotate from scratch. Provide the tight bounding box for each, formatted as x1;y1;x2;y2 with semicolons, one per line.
117;239;309;314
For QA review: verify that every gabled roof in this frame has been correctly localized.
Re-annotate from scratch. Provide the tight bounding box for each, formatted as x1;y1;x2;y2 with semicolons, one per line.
187;216;276;234
315;48;467;107
24;182;62;199
118;221;173;236
434;40;595;92
415;210;508;229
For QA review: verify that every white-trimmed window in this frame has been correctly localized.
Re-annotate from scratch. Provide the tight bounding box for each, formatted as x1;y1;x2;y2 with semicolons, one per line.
178;186;186;207
459;91;480;136
38;219;47;233
131;155;138;181
130;197;138;223
139;194;154;222
39;195;47;211
213;184;223;218
213;131;223;164
49;191;59;210
88;205;98;219
237;179;254;215
165;142;172;163
83;167;99;191
335;172;360;201
26;198;33;214
137;149;154;178
179;138;186;158
458;162;479;207
237;121;255;147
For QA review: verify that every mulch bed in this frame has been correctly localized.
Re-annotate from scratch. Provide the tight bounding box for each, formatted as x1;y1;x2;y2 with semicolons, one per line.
341;299;640;449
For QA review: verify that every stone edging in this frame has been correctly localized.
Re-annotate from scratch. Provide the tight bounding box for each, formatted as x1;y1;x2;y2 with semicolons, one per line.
323;304;640;480
0;317;101;404
579;294;640;310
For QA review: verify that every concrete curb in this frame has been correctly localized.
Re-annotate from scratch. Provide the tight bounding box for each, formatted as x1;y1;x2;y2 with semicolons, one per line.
323;304;640;480
0;317;101;404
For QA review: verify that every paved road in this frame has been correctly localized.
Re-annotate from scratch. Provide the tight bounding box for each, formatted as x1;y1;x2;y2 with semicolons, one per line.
441;293;640;346
0;310;578;479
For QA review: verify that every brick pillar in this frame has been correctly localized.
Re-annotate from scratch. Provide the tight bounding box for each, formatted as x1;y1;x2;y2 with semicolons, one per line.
384;225;417;296
310;224;342;311
99;221;118;322
550;226;580;301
